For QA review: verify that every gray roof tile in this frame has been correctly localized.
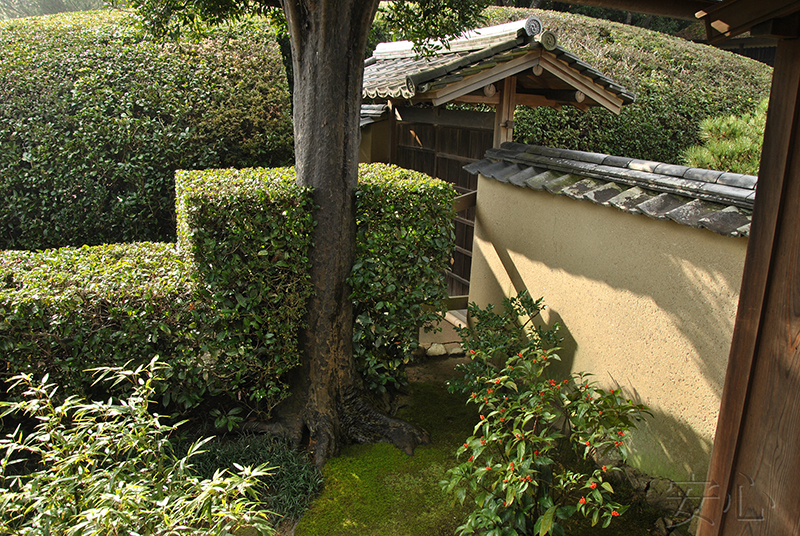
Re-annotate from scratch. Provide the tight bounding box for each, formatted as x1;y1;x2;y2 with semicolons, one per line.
544;173;583;195
524;170;563;190
683;167;724;183
608;187;652;214
464;142;757;237
506;166;541;187
363;22;634;106
585;182;626;205
699;207;751;237
717;172;758;189
562;178;604;199
638;193;686;220
665;199;722;228
602;155;633;168
627;159;664;173
492;163;526;183
654;163;691;176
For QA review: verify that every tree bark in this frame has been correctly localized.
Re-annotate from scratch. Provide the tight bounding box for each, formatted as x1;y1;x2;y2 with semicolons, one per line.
276;0;429;466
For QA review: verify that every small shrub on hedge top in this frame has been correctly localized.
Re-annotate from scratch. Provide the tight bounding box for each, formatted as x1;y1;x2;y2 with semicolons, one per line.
0;11;293;251
352;164;456;392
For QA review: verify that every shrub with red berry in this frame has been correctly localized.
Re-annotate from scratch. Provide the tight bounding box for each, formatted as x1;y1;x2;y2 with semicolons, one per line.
442;292;650;536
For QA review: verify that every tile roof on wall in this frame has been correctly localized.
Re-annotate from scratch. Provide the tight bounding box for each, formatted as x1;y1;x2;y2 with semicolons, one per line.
363;20;635;106
360;103;388;127
464;142;755;237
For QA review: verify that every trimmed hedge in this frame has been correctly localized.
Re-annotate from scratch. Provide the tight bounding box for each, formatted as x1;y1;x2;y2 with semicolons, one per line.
0;10;293;251
1;164;454;414
176;167;315;412
351;164;456;392
0;243;203;406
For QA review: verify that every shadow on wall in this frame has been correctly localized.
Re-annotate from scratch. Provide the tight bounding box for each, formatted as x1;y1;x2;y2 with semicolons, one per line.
469;182;747;480
483;233;578;374
629;407;714;485
539;309;577;380
474;187;745;400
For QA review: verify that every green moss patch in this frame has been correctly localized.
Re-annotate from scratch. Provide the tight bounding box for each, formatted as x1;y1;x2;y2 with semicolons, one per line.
295;381;476;536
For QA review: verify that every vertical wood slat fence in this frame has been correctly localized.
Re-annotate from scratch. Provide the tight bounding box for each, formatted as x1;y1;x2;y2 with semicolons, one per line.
389;106;493;298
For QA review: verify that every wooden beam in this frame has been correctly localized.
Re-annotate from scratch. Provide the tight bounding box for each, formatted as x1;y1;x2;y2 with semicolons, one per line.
518;88;586;103
696;37;800;536
493;76;517;147
418;50;543;106
560;0;716;19
750;11;800;37
388;99;398;165
537;52;623;114
514;94;562;110
698;0;800;44
394;106;495;130
453;191;477;213
452;94;501;105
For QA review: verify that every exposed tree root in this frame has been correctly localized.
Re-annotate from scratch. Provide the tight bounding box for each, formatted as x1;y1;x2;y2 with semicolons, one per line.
264;384;430;466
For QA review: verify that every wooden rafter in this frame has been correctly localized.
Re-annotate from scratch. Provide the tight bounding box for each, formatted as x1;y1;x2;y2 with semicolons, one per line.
537;52;624;114
557;0;716;19
414;48;623;114
697;0;800;44
418;49;544;106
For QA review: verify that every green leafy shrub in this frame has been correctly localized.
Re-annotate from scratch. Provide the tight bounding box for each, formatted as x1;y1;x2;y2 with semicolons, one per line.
443;292;650;536
351;164;456;392
1;164;453;416
190;435;322;521
176;167;315;415
681;98;767;175
481;7;772;164
0;360;275;535
1;167;315;415
0;10;293;251
0;243;205;408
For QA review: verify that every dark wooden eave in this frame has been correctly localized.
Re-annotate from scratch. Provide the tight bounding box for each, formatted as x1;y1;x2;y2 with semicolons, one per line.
697;0;800;43
554;0;718;19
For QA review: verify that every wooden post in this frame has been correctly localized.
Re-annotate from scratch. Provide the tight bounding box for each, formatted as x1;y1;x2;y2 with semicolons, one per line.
493;75;517;147
696;36;800;536
387;99;398;165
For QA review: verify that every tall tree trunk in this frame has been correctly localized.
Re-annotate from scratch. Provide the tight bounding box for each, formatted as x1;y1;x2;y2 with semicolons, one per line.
277;0;429;466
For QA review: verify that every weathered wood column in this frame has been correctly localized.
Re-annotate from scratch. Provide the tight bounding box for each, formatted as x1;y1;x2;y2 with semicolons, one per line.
493;75;517;147
697;36;800;536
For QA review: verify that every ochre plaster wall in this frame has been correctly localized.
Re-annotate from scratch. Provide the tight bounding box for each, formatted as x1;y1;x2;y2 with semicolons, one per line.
470;175;747;482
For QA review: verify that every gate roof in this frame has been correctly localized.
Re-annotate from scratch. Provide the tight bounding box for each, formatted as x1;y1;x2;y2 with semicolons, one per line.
362;18;635;114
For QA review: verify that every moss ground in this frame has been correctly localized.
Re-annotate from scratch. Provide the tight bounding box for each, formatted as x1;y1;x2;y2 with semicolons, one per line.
294;377;665;535
294;381;475;536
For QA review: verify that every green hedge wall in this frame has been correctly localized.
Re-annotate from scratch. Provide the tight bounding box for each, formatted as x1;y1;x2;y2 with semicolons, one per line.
1;164;454;415
0;11;293;251
0;243;205;407
176;167;315;411
351;164;456;392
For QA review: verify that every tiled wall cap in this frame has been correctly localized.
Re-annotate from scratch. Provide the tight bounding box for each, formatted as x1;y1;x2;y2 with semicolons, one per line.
683;168;724;182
